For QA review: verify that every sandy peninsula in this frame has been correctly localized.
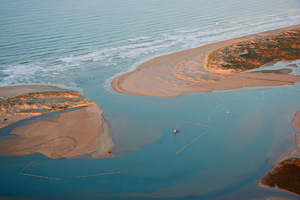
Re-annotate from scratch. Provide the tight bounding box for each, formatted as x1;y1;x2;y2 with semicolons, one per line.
0;85;114;158
112;25;300;97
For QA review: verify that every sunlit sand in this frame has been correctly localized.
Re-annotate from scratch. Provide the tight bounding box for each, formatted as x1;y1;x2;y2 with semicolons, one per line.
0;86;114;158
112;25;300;97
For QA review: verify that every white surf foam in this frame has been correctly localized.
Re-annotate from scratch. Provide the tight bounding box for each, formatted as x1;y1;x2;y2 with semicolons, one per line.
103;14;300;93
1;13;299;91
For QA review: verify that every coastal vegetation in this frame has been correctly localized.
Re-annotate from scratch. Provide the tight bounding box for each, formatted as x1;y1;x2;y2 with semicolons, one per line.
112;25;300;97
207;28;300;71
258;158;300;196
0;91;92;128
0;87;114;159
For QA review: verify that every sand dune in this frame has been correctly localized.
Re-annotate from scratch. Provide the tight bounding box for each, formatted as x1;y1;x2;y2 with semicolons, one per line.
0;85;92;129
0;86;114;158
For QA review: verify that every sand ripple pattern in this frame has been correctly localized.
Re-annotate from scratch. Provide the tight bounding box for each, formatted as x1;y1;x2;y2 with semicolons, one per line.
20;136;77;158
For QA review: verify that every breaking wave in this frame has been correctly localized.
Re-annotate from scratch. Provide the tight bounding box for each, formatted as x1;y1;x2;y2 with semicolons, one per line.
0;14;299;91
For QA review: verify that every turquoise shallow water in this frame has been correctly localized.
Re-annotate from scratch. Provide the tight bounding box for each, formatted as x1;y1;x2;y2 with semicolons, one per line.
0;0;300;199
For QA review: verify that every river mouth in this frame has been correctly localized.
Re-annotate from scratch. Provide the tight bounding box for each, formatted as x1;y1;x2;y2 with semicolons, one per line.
1;86;300;199
1;0;300;199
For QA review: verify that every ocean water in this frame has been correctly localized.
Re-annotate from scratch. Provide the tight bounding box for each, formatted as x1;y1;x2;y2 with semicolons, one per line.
0;0;300;199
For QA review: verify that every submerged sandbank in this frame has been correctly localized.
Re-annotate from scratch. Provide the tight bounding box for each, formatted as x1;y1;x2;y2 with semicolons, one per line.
0;85;114;158
112;25;300;97
258;111;300;196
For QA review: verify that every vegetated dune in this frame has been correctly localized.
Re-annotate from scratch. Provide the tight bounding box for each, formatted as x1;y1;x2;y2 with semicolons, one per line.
0;85;114;158
112;25;300;97
0;86;92;129
206;28;300;72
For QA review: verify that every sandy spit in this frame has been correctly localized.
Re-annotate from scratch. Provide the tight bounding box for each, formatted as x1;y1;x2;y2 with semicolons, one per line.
112;24;300;97
0;85;114;158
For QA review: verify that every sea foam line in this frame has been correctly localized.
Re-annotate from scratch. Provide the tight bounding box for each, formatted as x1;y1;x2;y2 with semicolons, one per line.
1;14;299;89
104;16;300;93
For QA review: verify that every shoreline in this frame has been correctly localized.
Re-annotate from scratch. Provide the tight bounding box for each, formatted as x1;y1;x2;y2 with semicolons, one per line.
258;111;300;196
112;24;300;97
0;85;114;159
0;85;71;98
290;111;300;156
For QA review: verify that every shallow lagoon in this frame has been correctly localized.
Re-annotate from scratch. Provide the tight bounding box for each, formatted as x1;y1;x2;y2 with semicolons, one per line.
1;82;300;199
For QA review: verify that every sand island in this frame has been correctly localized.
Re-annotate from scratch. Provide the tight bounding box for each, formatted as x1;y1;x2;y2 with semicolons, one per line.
112;25;300;97
0;85;114;159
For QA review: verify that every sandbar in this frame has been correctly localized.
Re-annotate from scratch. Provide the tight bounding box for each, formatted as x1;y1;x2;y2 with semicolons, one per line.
112;25;300;97
0;85;114;158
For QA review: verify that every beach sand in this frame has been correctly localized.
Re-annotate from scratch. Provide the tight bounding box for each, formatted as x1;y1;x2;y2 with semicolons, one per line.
0;85;68;98
292;111;300;131
112;25;300;97
0;86;114;158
